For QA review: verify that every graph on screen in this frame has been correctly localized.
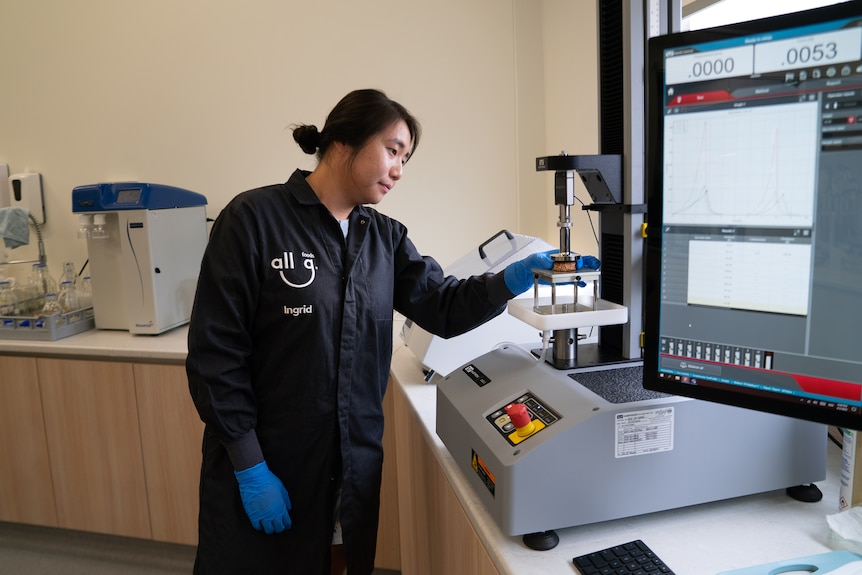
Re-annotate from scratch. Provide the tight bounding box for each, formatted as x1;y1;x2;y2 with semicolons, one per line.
663;101;819;227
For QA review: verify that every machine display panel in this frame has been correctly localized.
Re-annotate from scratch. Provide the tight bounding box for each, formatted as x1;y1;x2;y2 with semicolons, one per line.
644;1;862;430
115;188;143;205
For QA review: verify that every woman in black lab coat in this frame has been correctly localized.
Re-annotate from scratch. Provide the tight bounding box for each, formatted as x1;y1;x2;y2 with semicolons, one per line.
186;88;551;575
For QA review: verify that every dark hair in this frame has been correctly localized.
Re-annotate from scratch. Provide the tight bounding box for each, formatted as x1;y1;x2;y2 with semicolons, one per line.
292;89;421;163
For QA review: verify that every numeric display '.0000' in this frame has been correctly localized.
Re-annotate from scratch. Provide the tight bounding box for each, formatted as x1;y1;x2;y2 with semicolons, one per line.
692;57;735;79
665;45;754;85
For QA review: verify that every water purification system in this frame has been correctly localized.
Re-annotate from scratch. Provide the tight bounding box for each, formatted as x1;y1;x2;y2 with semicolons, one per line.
72;182;208;335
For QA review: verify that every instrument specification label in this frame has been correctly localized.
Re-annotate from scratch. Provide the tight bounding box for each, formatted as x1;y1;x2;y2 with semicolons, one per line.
614;407;674;458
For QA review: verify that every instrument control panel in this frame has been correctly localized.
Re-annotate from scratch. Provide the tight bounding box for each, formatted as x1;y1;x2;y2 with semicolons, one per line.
486;391;561;446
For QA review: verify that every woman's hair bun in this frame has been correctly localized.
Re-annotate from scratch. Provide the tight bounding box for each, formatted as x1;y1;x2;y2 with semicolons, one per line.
292;124;321;155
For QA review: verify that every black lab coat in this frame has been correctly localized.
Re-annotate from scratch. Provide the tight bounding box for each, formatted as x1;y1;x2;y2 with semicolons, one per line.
187;170;512;574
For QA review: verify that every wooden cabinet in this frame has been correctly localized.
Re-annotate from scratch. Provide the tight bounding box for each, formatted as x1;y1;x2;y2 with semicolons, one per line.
38;358;152;539
376;382;401;570
0;356;57;527
0;351;401;568
392;380;500;575
134;363;204;545
0;356;204;545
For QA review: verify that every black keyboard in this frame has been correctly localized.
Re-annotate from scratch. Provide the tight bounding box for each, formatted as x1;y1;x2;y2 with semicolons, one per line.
573;539;676;575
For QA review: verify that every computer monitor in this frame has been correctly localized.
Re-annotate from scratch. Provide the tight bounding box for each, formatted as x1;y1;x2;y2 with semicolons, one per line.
643;1;862;430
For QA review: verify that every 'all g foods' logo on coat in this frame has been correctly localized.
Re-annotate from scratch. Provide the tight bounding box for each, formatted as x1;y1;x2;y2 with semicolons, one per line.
271;251;316;288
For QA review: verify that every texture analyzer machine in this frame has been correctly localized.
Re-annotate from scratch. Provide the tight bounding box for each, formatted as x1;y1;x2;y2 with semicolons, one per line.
434;153;826;550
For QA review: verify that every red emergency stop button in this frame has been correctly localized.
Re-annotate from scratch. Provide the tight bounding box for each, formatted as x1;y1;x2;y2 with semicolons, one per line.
505;403;535;437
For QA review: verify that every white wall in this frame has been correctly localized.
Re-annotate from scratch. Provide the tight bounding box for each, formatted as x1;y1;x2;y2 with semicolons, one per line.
0;0;600;279
540;0;601;257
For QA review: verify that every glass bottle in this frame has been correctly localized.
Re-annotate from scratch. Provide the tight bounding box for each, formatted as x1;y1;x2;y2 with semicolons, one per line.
58;280;78;313
40;293;61;316
59;261;77;287
0;280;18;316
28;263;56;314
13;282;34;315
29;263;57;298
78;276;93;309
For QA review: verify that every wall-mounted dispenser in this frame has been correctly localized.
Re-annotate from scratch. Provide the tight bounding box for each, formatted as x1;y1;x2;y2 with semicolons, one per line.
9;171;44;225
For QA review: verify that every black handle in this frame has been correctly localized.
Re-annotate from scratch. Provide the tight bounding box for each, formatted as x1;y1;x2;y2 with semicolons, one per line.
478;230;516;262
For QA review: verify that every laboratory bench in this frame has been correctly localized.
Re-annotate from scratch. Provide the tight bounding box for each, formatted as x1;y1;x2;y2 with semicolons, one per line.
0;325;849;574
389;345;848;575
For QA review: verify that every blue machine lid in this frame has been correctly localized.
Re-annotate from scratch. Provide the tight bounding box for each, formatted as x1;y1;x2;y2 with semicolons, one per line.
72;182;207;212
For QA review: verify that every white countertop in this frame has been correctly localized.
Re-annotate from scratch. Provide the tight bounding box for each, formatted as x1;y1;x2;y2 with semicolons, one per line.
389;344;849;575
0;325;188;363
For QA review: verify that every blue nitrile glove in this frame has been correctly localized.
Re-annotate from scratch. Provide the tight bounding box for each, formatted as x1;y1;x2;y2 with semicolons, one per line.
575;255;601;287
504;250;555;295
577;255;600;271
234;461;292;534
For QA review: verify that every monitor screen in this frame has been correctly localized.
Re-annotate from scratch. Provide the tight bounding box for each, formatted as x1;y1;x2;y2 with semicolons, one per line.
643;1;862;430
